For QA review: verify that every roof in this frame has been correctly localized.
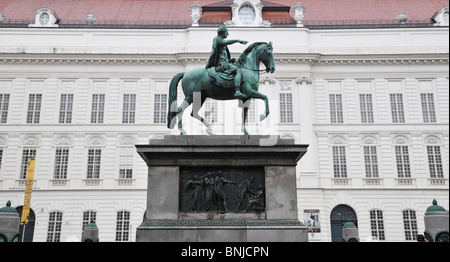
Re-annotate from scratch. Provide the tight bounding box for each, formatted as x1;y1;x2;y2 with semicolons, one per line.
426;199;447;213
0;0;448;27
0;201;18;214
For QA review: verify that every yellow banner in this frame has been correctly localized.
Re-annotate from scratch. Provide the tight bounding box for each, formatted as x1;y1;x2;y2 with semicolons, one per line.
20;157;35;225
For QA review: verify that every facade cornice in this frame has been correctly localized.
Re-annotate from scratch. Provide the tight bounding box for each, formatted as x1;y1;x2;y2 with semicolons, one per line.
0;52;447;65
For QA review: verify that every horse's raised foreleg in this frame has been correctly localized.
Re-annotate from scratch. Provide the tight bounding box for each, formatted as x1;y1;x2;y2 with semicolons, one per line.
177;97;192;135
248;90;269;121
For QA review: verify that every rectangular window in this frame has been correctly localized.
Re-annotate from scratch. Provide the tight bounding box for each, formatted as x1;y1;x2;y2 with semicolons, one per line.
20;148;37;179
47;211;63;242
359;94;374;123
403;210;418;241
420;93;436;123
427;146;443;178
364;146;379;177
395;145;411;178
204;98;218;124
122;94;136;124
54;147;69;179
87;148;101;179
91;94;105;124
0;94;10;123
27;94;42;124
329;94;343;123
116;211;130;241
153;94;167;124
390;93;405;123
119;147;133;179
280;93;293;123
332;146;347;178
370;210;385;241
59;94;73;124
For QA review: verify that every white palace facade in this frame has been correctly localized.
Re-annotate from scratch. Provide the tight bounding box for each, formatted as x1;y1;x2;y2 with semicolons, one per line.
0;0;448;242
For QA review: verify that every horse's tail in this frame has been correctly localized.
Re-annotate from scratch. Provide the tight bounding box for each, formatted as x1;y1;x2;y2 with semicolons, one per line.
167;72;184;129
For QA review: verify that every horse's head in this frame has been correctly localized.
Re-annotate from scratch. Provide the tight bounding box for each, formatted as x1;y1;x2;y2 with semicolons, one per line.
260;42;275;73
237;42;275;73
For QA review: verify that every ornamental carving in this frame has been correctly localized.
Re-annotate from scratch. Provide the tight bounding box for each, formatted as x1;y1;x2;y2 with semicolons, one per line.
87;135;104;146
119;135;136;145
22;136;39;145
424;135;441;144
54;135;72;145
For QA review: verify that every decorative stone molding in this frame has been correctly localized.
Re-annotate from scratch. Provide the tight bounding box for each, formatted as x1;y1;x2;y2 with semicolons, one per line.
84;11;96;25
119;135;136;145
295;76;313;85
259;76;276;84
330;135;347;145
279;80;292;90
53;135;72;146
361;135;378;144
22;135;39;145
396;11;409;24
424;135;441;144
189;2;202;27
0;54;448;66
0;11;6;23
292;3;306;27
28;7;60;28
86;135;105;146
392;135;409;144
0;136;6;145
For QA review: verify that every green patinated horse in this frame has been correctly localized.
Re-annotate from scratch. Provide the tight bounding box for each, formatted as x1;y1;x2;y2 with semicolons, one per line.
167;42;275;135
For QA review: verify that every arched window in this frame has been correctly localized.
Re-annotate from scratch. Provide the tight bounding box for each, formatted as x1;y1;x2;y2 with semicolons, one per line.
402;209;418;241
238;4;256;24
330;204;357;242
370;209;385;240
116;210;130;241
47;211;63;242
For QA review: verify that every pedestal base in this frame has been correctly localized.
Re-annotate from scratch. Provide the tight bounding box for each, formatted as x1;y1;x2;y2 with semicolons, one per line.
135;136;309;242
136;220;308;242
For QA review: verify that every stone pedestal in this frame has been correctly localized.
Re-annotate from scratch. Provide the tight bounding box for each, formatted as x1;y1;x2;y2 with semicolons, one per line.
135;135;308;242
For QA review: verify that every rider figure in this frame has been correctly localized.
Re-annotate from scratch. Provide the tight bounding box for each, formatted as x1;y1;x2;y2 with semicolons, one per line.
206;25;248;99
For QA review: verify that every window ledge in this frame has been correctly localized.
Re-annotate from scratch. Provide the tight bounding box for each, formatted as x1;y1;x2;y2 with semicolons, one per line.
332;178;351;186
116;178;135;187
83;178;103;187
428;178;447;186
363;177;383;186
395;178;416;186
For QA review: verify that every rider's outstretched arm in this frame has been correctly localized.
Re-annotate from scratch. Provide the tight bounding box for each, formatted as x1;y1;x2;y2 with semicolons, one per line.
222;39;248;45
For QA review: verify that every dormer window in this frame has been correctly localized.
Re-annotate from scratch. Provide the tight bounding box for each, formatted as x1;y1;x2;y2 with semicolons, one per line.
39;13;50;25
229;0;269;27
432;6;449;26
238;4;256;24
28;7;60;28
